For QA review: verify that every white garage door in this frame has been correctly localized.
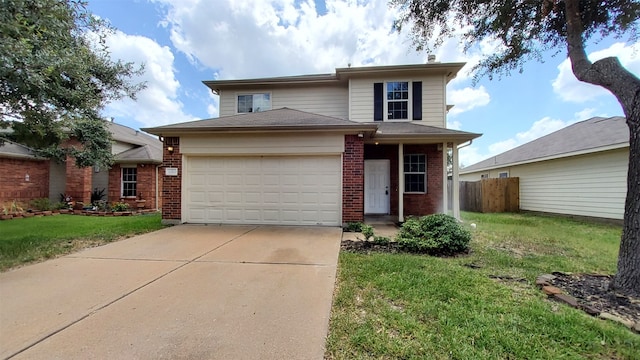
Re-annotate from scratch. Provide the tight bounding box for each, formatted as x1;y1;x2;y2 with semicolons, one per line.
185;156;341;225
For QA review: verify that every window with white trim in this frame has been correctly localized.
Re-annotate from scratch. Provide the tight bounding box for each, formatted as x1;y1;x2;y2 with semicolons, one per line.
499;172;509;178
404;154;426;193
121;167;137;197
387;82;409;120
237;93;271;113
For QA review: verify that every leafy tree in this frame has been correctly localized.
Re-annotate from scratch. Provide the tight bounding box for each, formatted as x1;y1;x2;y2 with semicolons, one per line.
392;0;640;295
0;0;144;168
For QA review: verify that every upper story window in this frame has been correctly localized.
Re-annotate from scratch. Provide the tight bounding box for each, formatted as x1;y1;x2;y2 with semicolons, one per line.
237;93;271;113
374;81;422;122
387;82;409;120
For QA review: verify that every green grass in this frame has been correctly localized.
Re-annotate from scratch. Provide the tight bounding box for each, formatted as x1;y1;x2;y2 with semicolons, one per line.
0;213;164;271
326;212;639;359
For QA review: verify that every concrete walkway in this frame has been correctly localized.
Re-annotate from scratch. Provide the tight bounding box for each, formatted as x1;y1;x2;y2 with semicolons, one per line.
0;225;342;360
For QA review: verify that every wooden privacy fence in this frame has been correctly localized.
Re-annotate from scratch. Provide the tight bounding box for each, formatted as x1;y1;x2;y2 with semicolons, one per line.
459;178;520;213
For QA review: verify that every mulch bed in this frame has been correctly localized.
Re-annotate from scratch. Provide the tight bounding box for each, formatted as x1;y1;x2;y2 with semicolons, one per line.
548;272;640;329
341;240;402;253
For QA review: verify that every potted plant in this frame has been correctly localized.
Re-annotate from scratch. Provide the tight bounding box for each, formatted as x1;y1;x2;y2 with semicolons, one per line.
135;192;146;209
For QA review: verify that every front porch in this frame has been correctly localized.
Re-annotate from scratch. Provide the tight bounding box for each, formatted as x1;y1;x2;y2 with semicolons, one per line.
362;141;463;221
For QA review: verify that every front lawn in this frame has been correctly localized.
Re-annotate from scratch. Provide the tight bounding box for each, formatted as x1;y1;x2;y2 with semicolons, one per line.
326;212;639;359
0;213;164;271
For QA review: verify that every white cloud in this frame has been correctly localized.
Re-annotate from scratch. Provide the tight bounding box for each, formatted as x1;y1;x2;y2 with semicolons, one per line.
552;42;640;103
102;31;195;126
447;86;490;117
447;120;462;130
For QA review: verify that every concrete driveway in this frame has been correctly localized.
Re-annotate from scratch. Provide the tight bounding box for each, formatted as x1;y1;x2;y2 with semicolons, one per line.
0;225;342;360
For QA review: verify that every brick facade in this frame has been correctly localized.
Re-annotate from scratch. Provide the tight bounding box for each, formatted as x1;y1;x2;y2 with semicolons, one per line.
364;143;443;218
65;155;92;204
402;144;443;216
342;135;364;223
108;164;158;210
0;158;49;203
161;137;182;222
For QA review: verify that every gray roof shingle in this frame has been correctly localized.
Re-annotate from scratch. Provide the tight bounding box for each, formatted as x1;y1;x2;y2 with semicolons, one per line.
107;121;162;163
461;116;628;173
143;108;378;133
143;107;481;142
0;139;42;159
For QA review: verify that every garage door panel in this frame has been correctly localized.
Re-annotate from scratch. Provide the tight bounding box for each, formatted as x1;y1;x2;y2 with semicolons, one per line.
185;156;341;225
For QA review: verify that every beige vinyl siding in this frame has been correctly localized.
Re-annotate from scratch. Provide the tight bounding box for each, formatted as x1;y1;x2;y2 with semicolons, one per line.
349;76;445;126
460;148;628;220
180;133;345;156
219;86;348;119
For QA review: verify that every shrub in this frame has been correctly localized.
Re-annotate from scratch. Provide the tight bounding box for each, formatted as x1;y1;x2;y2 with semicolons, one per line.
361;224;374;240
111;202;129;212
344;222;364;232
91;188;106;204
372;236;391;245
30;198;52;211
397;214;471;255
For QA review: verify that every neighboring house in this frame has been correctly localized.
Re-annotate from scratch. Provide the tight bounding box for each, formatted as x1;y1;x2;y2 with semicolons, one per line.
144;62;481;226
460;116;629;220
0;140;50;203
0;121;163;209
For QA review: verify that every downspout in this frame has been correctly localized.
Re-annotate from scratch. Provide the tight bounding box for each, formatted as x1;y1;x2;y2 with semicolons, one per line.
155;165;159;211
398;143;404;222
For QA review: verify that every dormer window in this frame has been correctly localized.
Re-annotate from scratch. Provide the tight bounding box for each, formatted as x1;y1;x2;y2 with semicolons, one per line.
237;93;271;113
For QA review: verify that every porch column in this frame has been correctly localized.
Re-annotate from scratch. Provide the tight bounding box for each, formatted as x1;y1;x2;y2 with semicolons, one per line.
398;143;404;222
442;142;448;214
452;142;461;219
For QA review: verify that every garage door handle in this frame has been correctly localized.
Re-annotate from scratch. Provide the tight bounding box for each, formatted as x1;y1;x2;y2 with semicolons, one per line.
385;190;389;195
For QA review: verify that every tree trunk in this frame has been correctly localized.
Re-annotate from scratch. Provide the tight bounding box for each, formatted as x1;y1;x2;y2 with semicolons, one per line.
565;0;640;296
615;112;640;296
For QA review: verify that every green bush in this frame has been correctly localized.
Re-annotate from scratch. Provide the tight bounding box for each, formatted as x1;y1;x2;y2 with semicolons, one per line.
344;222;364;232
372;236;391;245
111;202;129;212
397;214;471;255
30;198;51;211
361;224;374;240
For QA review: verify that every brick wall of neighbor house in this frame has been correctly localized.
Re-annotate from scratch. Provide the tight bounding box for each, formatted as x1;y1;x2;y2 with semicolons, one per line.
108;164;157;210
343;135;364;223
65;155;92;204
162;137;182;221
403;144;443;216
0;158;49;203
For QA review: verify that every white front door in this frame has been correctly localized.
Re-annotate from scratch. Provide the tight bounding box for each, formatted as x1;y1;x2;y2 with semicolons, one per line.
364;160;390;214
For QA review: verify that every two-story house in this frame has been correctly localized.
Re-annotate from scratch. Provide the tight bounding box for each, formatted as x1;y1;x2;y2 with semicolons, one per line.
144;62;481;226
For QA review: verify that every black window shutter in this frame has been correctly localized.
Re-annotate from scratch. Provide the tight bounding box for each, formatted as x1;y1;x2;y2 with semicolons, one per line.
412;81;422;120
373;82;383;121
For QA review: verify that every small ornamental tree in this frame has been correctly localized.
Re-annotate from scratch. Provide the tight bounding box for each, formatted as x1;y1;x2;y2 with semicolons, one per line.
0;0;145;168
392;0;640;296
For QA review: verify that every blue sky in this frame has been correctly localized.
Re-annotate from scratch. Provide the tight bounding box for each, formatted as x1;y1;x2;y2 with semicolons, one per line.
87;0;638;167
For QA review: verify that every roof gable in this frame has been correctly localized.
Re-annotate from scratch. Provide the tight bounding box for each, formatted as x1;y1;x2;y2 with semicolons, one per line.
461;116;628;173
